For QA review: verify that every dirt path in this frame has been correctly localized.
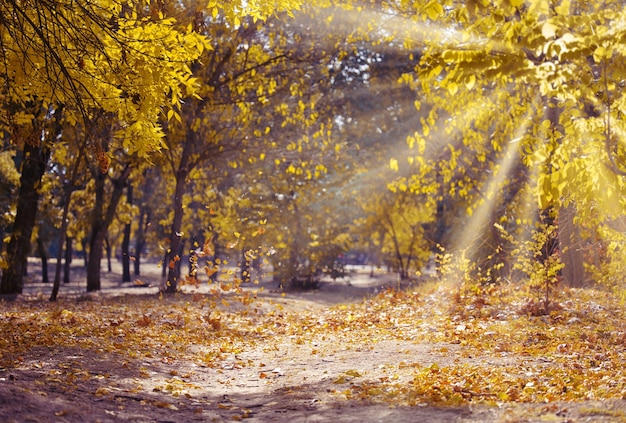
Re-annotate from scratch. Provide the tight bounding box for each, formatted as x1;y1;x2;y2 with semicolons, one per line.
2;261;626;422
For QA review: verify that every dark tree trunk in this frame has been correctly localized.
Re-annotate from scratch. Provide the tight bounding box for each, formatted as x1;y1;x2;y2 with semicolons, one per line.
241;247;251;283
86;167;131;292
122;183;133;282
63;237;72;283
87;232;106;291
81;238;88;268
37;237;49;283
164;175;186;292
0;142;50;295
162;249;169;278
105;236;112;273
209;230;219;283
133;245;142;276
51;201;72;301
87;171;106;291
133;209;149;276
165;143;191;293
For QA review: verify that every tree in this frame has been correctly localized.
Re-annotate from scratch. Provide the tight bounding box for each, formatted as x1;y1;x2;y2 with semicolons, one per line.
0;0;208;295
85;148;132;292
0;149;20;250
0;104;61;294
385;0;626;286
159;5;340;293
48;138;88;301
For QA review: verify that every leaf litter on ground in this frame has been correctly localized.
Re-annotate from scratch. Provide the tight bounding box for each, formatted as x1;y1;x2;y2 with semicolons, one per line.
1;277;626;421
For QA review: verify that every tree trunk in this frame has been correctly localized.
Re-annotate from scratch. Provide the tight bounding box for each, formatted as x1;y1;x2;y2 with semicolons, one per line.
162;249;169;278
81;238;88;269
0;142;50;295
37;237;49;283
87;166;131;292
122;183;133;282
106;236;113;272
87;230;106;292
134;208;149;276
241;247;251;283
209;230;219;283
50;200;72;301
165;169;186;293
385;213;407;280
133;244;142;276
165;138;191;293
87;170;106;292
55;148;84;296
559;204;586;287
63;237;72;283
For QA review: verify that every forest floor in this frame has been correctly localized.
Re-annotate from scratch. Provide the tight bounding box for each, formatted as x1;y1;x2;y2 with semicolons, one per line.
1;259;626;422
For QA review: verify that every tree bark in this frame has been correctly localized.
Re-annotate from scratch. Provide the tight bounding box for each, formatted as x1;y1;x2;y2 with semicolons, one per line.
241;246;251;283
165;170;187;293
63;237;72;283
122;183;133;282
164;133;192;293
86;166;131;292
162;249;168;278
0;142;50;295
209;230;219;283
50;199;72;301
37;237;49;283
86;170;106;292
133;209;149;276
105;236;112;273
559;204;586;287
542;96;586;287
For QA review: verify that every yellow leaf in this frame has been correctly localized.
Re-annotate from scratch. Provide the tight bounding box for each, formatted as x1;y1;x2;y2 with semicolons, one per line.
447;81;459;95
555;0;570;15
333;375;347;384
465;75;476;90
542;22;557;39
425;1;443;20
390;158;399;171
593;46;607;63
